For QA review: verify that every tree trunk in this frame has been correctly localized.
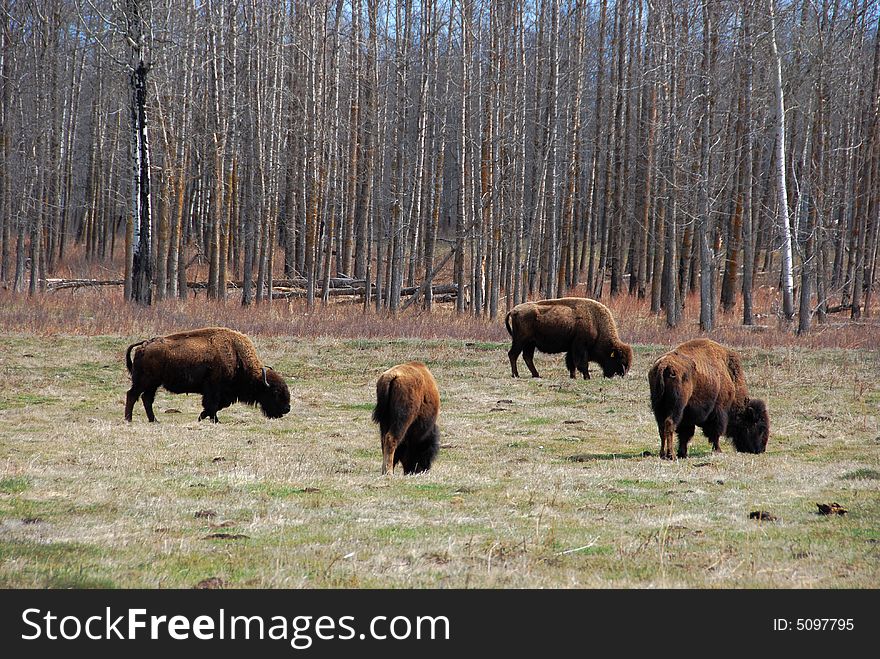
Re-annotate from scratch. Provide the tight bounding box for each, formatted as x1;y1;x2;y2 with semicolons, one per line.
769;0;795;321
741;3;756;326
698;0;715;331
130;59;153;306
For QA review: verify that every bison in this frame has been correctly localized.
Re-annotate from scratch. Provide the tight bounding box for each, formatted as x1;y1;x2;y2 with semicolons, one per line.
372;362;441;475
648;338;769;460
124;327;291;423
505;297;633;379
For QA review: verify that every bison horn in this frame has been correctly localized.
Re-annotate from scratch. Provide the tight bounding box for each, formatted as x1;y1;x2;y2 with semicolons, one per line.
262;367;269;387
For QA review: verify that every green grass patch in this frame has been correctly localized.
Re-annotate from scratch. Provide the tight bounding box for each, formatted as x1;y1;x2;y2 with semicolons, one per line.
841;469;880;481
847;527;880;541
0;540;117;589
0;393;60;410
464;341;506;351
0;476;29;494
247;482;327;498
406;483;459;501
373;525;428;541
337;402;375;412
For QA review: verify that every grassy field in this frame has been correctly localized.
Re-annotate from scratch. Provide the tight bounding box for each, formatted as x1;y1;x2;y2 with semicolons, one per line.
0;332;878;588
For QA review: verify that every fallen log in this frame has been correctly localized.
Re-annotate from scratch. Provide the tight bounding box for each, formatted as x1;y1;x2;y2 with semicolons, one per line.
44;277;368;292
44;278;124;291
43;277;459;302
825;304;858;314
271;286;371;299
400;283;458;296
400;248;457;311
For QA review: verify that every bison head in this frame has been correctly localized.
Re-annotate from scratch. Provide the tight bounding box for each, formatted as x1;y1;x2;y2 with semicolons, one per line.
729;398;769;453
601;344;633;378
258;368;291;418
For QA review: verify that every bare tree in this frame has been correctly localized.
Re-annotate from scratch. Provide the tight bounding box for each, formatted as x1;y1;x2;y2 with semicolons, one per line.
769;0;795;320
127;0;154;306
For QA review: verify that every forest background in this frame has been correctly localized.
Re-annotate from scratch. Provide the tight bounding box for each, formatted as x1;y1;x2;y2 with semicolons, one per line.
1;0;879;343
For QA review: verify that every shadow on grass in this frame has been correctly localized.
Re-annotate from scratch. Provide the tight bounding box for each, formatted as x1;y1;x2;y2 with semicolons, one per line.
568;451;652;462
569;449;719;462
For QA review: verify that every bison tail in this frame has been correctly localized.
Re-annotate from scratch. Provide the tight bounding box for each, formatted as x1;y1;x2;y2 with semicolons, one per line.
504;312;514;336
654;368;665;399
649;362;674;406
125;340;147;374
647;365;664;407
372;374;397;425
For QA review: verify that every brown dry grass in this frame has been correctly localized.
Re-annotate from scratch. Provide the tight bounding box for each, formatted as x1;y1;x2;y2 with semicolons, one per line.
1;286;878;350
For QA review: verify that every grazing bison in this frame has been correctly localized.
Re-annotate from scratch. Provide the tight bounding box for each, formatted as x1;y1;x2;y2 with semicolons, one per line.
372;362;441;475
505;297;632;379
648;338;769;460
124;327;290;423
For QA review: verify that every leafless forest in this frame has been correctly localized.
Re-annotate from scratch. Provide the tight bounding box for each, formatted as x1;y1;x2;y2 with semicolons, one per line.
1;0;879;335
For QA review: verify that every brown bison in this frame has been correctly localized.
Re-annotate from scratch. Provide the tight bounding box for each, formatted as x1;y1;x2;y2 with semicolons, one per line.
648;338;769;459
505;297;633;379
124;327;291;423
372;362;441;475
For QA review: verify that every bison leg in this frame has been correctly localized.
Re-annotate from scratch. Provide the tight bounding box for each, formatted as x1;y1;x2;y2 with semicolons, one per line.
676;420;696;458
522;346;540;378
571;352;590;380
199;409;220;423
399;423;440;474
381;432;401;475
199;394;221;423
141;388;158;423
703;410;727;453
124;386;142;421
580;361;591;380
565;351;584;379
659;418;677;460
508;345;522;377
569;348;590;380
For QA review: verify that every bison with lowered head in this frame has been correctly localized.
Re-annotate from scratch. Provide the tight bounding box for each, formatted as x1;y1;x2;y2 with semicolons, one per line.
505;297;632;379
124;327;290;423
648;338;769;459
372;362;440;475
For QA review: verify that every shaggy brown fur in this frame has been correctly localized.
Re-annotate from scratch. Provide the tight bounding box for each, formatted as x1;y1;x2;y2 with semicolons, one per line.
505;297;633;379
372;362;441;475
648;338;769;459
124;327;290;423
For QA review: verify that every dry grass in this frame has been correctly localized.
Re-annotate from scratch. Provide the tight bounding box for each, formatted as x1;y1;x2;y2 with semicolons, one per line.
0;332;877;588
1;286;878;350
